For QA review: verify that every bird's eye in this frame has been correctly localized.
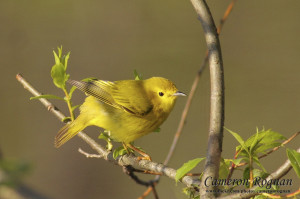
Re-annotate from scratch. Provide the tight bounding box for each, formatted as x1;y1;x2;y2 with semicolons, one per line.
158;92;164;97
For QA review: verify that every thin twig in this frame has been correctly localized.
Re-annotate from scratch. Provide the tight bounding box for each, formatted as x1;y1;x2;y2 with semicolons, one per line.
138;184;157;199
78;148;103;158
16;74;201;190
123;166;159;199
150;184;159;199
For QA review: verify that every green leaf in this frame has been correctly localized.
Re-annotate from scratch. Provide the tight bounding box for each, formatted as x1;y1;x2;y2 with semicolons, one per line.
249;131;261;154
53;50;60;65
69;86;77;98
252;169;268;179
51;63;67;89
230;158;244;165
51;46;71;89
57;46;62;58
225;127;249;155
286;148;300;178
30;94;65;101
245;129;286;154
219;158;230;179
98;133;113;151
243;167;250;181
81;77;98;82
175;158;205;182
134;69;142;80
113;146;128;159
254;143;281;154
63;51;70;70
253;156;267;172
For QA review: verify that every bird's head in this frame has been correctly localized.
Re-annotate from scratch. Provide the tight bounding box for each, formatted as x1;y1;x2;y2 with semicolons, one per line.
144;77;186;115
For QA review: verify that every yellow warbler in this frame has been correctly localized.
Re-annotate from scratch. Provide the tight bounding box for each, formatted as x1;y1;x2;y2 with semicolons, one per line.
55;77;185;159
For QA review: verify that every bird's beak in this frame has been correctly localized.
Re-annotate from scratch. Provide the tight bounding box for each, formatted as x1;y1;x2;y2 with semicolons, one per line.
173;91;186;96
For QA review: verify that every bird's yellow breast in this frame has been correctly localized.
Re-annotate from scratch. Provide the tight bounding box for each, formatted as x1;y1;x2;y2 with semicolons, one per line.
81;96;169;143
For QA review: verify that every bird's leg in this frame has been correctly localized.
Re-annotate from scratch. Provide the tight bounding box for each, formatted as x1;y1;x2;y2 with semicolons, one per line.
126;143;152;161
122;142;130;154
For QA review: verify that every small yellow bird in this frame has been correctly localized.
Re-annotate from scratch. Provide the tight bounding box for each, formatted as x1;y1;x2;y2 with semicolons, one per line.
55;77;185;160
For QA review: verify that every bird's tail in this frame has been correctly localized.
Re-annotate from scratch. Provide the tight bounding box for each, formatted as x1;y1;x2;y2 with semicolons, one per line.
55;116;86;148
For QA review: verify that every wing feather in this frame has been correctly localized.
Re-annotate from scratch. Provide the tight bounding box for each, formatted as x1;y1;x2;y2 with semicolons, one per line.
68;79;122;110
68;79;153;116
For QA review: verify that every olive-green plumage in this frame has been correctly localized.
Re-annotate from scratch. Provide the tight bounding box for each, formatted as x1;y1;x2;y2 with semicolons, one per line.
55;77;185;148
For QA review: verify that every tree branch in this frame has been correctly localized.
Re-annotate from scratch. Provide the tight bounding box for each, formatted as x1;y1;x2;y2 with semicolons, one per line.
16;74;201;190
189;0;225;198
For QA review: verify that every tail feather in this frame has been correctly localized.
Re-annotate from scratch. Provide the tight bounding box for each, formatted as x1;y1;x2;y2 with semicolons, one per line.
55;119;85;148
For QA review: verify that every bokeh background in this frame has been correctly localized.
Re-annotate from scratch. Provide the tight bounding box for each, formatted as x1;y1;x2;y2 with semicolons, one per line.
1;0;299;198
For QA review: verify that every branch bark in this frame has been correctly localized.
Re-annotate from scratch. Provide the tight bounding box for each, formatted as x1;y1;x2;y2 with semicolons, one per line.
189;0;225;198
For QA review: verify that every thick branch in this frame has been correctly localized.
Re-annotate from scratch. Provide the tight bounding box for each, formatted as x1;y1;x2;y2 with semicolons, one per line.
189;0;225;198
16;74;200;189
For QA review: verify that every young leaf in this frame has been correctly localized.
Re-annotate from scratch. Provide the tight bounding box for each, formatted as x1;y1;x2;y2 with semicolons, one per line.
175;158;205;182
286;148;300;178
253;156;267;173
53;50;60;65
113;146;128;159
63;51;70;70
219;158;230;179
57;46;62;58
98;133;113;151
245;129;286;154
30;94;65;101
51;63;67;89
252;169;268;179
249;131;261;154
81;77;98;82
230;158;244;165
51;46;71;89
243;166;250;181
225;127;249;155
68;86;77;98
134;70;142;80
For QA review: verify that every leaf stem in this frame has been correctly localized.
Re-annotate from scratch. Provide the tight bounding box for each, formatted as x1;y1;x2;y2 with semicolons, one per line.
63;88;75;121
249;155;253;188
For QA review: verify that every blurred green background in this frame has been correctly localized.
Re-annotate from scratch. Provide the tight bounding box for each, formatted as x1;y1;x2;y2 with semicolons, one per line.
1;0;299;198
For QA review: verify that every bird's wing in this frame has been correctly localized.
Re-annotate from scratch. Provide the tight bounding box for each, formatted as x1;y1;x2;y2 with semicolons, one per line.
68;79;153;116
68;79;123;110
110;80;153;116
